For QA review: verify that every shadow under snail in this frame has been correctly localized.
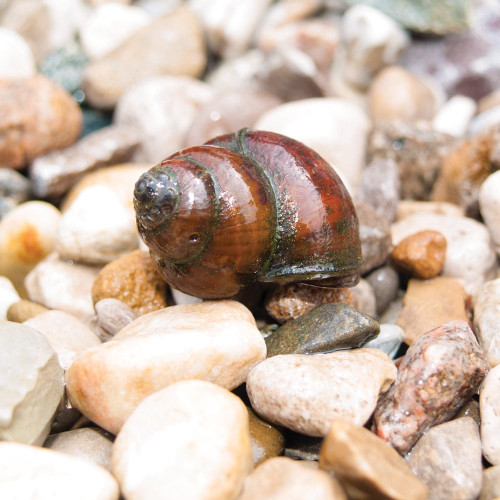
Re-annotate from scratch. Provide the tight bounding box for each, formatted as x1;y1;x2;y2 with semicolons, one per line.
133;129;362;299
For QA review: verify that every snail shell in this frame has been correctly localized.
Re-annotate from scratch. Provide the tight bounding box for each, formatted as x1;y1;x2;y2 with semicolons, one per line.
134;129;362;298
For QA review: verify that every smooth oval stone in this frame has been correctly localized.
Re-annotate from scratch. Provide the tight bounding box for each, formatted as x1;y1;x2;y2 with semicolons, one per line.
319;419;428;500
248;407;284;466
66;301;266;434
406;417;482;500
247;348;396;437
0;442;118;500
365;265;400;316
239;456;347;500
265;303;380;357
112;380;252;500
480;364;500;465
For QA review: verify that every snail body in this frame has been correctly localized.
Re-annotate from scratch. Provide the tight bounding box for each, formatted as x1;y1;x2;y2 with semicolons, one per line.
134;129;362;298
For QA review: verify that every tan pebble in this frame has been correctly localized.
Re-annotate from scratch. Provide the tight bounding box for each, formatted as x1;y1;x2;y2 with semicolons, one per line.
319;419;428;500
395;200;465;220
239;456;347;500
6;299;49;322
480;365;500;465
396;276;468;344
248;407;284;466
478;89;500;114
91;250;169;315
480;465;500;500
391;230;447;279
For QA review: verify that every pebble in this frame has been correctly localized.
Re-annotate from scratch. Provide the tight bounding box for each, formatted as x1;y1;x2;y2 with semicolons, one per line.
365;265;400;315
83;7;206;108
188;0;272;59
480;171;500;255
406;417;482;500
0;201;62;295
265;302;380;357
44;427;113;471
470;106;500;136
364;323;405;359
0;442;119;500
391;230;447;279
111;380;252;500
91;250;169;315
0;75;82;169
0;277;20;321
379;292;404;325
95;298;138;336
372;320;489;454
368;120;455;201
7;299;49;323
30;125;139;199
255;98;371;192
239;456;346;500
79;2;152;60
66;301;266;433
356;201;393;275
319;419;428;500
480;364;500;465
0;321;64;445
24;310;101;371
433;95;477;137
395;200;465;221
25;253;101;321
0;168;31;215
456;399;481;425
391;213;497;295
479;90;500;114
248;408;285;466
474;278;500;367
350;278;377;317
356;158;400;223
481;466;500;500
0;27;36;78
368;66;438;122
55;186;138;265
265;282;354;324
170;287;203;305
333;5;409;90
114;75;215;162
246;348;396;437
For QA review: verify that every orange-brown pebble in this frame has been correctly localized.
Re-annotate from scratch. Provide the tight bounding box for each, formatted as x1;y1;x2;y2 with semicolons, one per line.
397;276;469;344
265;283;353;323
6;300;49;323
391;230;447;279
91;250;170;315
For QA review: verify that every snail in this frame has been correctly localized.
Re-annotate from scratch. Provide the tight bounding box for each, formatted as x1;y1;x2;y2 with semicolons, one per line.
134;129;362;299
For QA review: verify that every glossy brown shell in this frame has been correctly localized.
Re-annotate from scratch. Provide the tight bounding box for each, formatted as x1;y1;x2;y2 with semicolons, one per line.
135;129;362;298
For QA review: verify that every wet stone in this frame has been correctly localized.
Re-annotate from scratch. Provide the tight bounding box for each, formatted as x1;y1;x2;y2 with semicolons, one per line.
265;302;380;357
372;320;489;455
248;407;285;466
365;265;400;315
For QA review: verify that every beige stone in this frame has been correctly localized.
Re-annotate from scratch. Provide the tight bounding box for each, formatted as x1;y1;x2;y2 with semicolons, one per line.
95;298;138;336
246;349;396;437
480;466;500;500
395;200;465;221
112;380;252;500
6;299;49;323
480;364;500;465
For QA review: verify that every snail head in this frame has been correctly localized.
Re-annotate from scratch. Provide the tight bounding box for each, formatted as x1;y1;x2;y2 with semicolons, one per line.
134;167;181;231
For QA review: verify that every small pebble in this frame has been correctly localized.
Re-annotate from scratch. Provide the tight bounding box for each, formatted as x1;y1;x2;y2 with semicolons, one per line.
365;265;400;315
406;417;482;500
469;106;500;136
112;380;252;500
481;466;500;500
456;399;481;426
350;278;377;317
248;408;285;466
391;229;447;279
479;171;500;256
0;168;31;212
480;364;500;466
247;348;396;437
0;276;20;321
364;323;405;359
95;298;138;336
319;419;428;500
372;320;489;454
433;95;477;137
0;27;36;78
7;299;49;323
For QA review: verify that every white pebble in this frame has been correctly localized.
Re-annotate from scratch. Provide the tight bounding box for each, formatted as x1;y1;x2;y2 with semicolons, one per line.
433;95;477;137
0;27;36;78
0;277;20;321
480;364;500;465
479;170;500;256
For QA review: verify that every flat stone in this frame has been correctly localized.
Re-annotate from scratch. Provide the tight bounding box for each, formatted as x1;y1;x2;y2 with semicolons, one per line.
0;201;62;295
395;200;464;220
95;298;138;336
406;417;482;500
66;301;265;434
24;310;101;371
0;442;118;500
44;427;113;471
25;253;101;321
365;265;400;315
0;321;64;445
239;456;347;500
248;407;284;466
0;75;82;169
265;283;354;324
372;320;489;454
480;364;500;465
91;250;169;315
83;7;206;108
433;95;477;137
112;380;252;500
247;348;396;437
265;303;380;357
7;300;49;323
30;125;139;199
481;466;500;500
474;278;500;367
391;230;447;279
480;171;500;256
364;323;404;359
56;186;139;265
0;277;20;321
319;419;428;500
0;27;35;78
